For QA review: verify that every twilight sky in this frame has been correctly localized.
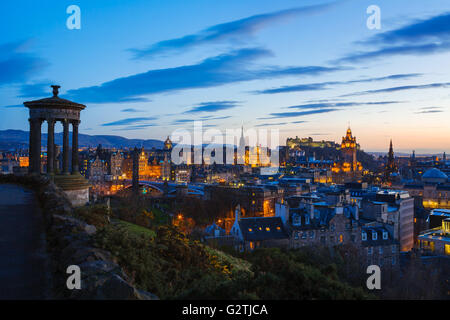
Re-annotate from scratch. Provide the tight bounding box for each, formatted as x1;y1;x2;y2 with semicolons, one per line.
1;0;449;153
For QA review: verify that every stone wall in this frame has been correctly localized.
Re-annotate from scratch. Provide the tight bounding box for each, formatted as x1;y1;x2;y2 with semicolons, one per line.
0;174;157;300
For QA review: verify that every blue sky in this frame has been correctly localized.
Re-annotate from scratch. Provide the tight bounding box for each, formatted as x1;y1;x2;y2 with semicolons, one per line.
1;0;450;153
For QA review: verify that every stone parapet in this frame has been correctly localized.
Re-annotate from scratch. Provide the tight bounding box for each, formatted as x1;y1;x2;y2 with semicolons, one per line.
0;174;157;300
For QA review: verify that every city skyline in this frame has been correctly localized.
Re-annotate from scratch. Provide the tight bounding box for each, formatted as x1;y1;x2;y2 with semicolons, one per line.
1;0;450;153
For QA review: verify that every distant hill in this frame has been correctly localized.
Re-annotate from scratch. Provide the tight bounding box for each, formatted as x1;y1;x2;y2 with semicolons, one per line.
0;129;164;150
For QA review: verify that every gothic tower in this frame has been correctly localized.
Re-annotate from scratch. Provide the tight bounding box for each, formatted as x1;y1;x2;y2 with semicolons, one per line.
385;139;398;179
340;127;358;171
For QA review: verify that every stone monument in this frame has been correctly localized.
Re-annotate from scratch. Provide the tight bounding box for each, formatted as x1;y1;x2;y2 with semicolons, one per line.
24;85;90;206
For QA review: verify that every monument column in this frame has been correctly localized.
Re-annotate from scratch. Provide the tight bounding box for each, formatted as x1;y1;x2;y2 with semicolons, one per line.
29;118;42;174
62;119;70;175
47;119;55;174
28;118;34;174
71;120;80;174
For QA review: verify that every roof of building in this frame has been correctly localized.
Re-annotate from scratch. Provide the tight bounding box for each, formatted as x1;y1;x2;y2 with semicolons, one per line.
204;222;226;235
430;209;450;217
238;217;288;241
422;168;448;180
361;226;397;247
290;206;358;230
24;86;86;110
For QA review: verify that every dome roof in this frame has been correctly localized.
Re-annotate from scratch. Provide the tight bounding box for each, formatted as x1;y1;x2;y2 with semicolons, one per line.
422;168;448;180
24;85;86;110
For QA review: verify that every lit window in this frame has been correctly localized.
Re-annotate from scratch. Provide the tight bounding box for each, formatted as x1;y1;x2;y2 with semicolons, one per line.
248;228;253;232
266;227;270;232
276;226;281;231
383;231;388;240
362;232;367;241
372;232;377;240
339;234;343;243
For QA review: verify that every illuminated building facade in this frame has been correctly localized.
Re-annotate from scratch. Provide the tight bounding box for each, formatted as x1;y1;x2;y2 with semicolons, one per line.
332;127;363;182
418;211;450;256
402;168;450;209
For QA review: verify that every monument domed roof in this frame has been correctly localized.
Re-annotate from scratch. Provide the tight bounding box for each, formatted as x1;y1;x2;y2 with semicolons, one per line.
422;168;448;180
23;85;86;110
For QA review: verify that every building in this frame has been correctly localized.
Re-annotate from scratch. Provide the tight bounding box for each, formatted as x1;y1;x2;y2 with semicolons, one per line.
361;225;400;268
108;151;123;179
230;205;289;251
287;205;361;248
275;196;400;269
332;127;363;182
402;168;450;209
362;190;415;252
88;155;108;182
385;139;398;181
418;217;450;256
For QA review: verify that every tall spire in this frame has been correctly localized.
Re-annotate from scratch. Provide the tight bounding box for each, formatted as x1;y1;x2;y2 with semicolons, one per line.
388;139;394;160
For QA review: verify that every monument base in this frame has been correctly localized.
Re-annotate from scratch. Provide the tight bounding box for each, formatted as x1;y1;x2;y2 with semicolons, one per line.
53;174;90;207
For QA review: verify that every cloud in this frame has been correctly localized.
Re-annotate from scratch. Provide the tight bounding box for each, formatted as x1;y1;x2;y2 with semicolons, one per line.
262;108;338;119
342;82;450;97
113;124;156;131
170;115;231;125
258;100;401;119
0;41;48;86
185;101;239;113
286;101;401;110
121;108;145;113
18;81;54;98
335;12;450;63
170;119;197;125
199;116;232;121
415;107;444;114
367;12;450;45
255;82;335;94
66;48;341;103
101;117;158;126
255;122;288;127
130;3;337;59
336;42;450;64
254;73;421;94
291;120;308;124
